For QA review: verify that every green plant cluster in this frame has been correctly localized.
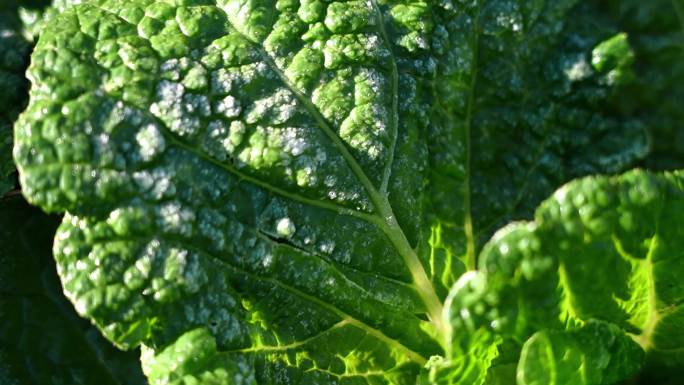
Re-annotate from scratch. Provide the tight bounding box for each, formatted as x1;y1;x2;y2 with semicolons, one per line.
1;1;683;385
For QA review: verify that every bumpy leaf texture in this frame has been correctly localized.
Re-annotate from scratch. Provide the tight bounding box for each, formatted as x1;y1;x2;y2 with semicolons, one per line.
447;169;684;384
517;321;643;385
427;0;651;272
0;196;147;385
19;0;85;42
11;0;671;384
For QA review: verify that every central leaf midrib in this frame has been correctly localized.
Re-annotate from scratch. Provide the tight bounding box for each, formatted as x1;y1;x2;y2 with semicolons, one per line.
558;263;580;323
225;319;351;353
370;0;400;194
543;333;558;385
218;15;446;341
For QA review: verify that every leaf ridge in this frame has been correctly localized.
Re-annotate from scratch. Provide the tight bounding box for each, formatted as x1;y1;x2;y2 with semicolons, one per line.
225;319;351;353
164;128;380;223
216;250;429;364
249;41;382;209
214;6;446;335
633;234;660;351
130;233;430;364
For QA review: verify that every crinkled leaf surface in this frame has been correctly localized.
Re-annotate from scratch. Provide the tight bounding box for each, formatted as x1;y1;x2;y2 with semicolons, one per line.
0;196;147;385
446;169;684;384
13;0;660;384
20;0;84;42
18;1;448;383
518;321;643;385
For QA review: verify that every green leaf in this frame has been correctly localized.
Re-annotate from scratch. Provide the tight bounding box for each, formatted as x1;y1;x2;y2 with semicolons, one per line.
16;2;445;383
417;332;499;385
518;321;643;385
18;0;81;42
12;1;665;384
0;196;147;385
424;0;650;281
591;32;634;85
141;328;255;385
447;169;684;384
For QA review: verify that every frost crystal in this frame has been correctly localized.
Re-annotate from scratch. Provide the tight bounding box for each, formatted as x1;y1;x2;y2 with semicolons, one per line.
214;95;242;118
276;217;295;237
136;123;166;161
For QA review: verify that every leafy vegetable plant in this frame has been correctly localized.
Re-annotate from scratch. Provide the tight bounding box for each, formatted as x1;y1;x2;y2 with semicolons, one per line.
3;0;684;384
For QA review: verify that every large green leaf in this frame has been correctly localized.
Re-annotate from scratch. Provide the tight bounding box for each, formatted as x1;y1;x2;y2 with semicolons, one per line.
19;0;83;42
0;196;147;385
13;1;660;384
424;0;650;282
446;169;684;384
